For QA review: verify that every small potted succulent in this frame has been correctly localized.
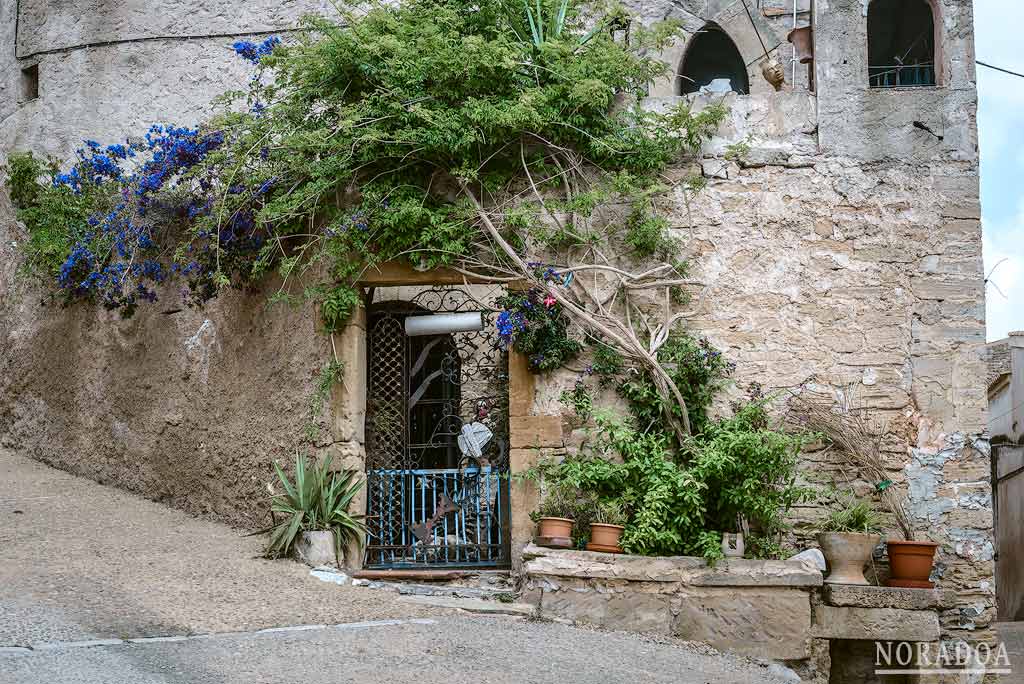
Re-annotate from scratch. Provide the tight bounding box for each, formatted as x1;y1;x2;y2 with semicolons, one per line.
817;498;883;585
533;485;577;549
587;500;626;553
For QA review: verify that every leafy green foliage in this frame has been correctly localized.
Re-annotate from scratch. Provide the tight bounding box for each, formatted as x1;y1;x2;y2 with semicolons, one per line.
2;152;106;280
593;498;627;526
590;341;624;386
684;398;812;539
526;397;810;562
618;332;734;438
306;358;345;441
262;453;366;560
320;286;361;333
559;378;593;423
821;497;884;534
178;0;725;328
745;533;789;560
495;287;582;372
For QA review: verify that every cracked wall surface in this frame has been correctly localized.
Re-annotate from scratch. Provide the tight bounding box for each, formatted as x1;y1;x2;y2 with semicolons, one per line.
0;0;994;665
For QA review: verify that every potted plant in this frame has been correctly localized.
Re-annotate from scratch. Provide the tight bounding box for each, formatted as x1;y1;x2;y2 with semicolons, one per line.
587;500;626;553
789;388;940;588
261;453;366;568
886;538;940;588
533;484;577;549
817;498;883;585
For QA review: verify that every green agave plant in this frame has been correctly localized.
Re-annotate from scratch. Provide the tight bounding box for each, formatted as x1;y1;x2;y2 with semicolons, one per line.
262;453;366;561
821;497;884;535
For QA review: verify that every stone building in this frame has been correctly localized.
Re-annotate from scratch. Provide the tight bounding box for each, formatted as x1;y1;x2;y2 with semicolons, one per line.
0;0;996;679
986;332;1023;625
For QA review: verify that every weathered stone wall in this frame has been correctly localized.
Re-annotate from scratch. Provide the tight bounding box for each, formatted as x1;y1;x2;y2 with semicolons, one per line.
521;544;824;671
513;0;994;662
0;0;994;666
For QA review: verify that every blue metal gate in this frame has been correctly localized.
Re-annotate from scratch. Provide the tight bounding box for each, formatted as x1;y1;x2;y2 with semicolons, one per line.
364;288;510;568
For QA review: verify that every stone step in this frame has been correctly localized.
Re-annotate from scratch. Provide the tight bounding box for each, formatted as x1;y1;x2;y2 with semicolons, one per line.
397;594;536;616
352;579;517;601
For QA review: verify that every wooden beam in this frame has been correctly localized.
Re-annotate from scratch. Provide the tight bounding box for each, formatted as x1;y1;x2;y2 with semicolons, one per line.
356;260;520;287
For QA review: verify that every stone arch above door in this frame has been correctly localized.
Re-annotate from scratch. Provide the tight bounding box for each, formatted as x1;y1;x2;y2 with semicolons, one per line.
648;0;784;97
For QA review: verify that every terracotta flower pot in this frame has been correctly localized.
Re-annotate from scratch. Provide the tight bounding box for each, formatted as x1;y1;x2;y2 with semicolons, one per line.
886;540;939;588
787;26;814;64
817;532;880;585
536;517;574;549
588;523;624;553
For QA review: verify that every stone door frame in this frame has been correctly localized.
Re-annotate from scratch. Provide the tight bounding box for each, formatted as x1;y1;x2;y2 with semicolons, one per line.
328;261;561;571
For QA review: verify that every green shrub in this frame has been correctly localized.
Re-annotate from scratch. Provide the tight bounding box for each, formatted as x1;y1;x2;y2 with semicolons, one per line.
618;332;734;438
2;151;106;280
593;499;627;526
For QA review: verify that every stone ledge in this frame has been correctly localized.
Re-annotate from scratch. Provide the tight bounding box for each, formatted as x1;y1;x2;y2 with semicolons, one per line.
812;605;940;642
522;544;823;587
822;584;955;611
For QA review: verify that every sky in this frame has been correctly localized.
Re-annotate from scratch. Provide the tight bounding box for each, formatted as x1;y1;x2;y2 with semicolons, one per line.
975;0;1024;341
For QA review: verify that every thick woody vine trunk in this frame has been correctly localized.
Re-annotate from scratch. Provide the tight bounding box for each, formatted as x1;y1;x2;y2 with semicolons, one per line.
459;180;692;442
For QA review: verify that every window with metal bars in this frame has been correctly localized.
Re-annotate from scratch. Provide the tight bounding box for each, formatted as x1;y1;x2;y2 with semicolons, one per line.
868;0;937;88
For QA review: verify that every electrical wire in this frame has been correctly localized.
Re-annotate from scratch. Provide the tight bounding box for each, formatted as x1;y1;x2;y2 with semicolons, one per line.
988;397;1024;426
978;60;1024;78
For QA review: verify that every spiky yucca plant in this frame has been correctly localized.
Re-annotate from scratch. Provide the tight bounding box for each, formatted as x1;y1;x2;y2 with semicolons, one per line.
263;453;366;561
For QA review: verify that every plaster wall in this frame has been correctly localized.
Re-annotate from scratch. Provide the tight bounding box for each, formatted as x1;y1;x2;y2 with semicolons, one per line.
0;212;330;526
13;0;333;56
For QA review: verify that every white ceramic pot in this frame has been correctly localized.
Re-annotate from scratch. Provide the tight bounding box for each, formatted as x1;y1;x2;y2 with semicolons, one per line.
294;530;340;568
817;532;881;585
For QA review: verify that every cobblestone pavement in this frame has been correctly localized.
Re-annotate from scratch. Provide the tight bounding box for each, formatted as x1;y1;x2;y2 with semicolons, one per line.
0;450;789;683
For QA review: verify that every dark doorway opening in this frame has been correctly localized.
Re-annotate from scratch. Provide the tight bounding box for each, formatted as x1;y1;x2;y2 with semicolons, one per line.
678;25;750;95
20;64;39;102
868;0;937;88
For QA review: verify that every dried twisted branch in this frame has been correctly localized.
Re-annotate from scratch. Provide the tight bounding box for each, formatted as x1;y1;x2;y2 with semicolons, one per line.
457;175;695;442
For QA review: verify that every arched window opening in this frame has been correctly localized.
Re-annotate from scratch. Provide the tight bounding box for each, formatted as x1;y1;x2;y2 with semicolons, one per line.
678;26;750;96
868;0;937;88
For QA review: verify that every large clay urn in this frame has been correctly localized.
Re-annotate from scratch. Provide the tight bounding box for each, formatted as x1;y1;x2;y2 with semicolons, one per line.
817;532;881;585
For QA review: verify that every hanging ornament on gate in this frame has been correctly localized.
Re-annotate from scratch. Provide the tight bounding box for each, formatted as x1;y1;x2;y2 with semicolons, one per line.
457;422;493;459
410;494;461;545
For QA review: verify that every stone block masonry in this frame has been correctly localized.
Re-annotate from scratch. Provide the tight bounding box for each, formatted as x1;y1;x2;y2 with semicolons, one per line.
521;545;822;663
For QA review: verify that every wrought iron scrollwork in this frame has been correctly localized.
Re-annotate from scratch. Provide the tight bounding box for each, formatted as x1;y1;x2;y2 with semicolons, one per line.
365;287;510;568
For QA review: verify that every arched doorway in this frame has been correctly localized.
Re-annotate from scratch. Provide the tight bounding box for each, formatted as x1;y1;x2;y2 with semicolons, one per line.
677;25;750;95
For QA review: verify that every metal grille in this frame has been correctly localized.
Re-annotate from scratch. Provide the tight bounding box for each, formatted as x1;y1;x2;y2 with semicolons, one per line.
364;287;510;568
869;63;935;88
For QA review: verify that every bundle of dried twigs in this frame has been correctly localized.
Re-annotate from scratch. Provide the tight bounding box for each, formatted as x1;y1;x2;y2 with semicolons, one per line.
786;384;914;541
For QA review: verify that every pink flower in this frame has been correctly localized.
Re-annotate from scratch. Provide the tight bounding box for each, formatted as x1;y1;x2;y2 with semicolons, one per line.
543;295;556;308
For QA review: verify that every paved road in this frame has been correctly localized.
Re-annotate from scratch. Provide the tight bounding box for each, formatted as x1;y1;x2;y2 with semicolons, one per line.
0;449;788;684
997;621;1024;683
